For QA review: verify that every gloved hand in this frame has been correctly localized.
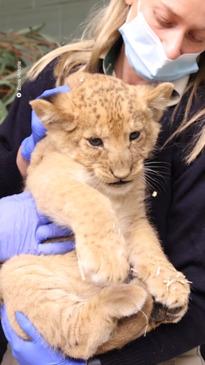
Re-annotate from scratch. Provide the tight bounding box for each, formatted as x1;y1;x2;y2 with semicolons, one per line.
0;191;74;262
1;306;85;365
21;85;70;161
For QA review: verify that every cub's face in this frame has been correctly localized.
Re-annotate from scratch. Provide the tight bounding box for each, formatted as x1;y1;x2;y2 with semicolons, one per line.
31;73;173;195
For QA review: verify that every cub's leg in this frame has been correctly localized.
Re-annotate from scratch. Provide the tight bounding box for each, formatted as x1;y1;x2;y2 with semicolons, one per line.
0;253;148;360
63;281;149;359
127;219;190;324
27;144;129;284
96;286;153;354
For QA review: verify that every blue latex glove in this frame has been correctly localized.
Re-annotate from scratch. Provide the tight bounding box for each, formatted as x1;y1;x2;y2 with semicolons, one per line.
21;85;70;161
1;306;85;365
0;191;74;262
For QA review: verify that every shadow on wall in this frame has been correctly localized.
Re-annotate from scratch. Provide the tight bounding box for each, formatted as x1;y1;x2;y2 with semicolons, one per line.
0;0;101;43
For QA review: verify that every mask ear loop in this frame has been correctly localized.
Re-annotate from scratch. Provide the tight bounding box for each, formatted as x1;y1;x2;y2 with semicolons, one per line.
126;6;133;22
126;0;141;22
137;0;141;13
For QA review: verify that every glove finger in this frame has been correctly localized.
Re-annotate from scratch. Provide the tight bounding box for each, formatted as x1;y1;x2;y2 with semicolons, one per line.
0;306;19;344
39;85;70;99
36;223;73;243
38;241;75;255
20;135;35;161
31;110;47;144
15;312;43;344
17;191;33;200
37;214;51;225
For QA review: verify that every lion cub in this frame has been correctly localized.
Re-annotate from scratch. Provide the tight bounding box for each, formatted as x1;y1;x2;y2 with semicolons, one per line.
0;73;190;359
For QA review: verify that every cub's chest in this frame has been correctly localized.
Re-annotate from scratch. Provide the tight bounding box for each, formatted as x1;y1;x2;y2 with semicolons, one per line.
110;189;145;235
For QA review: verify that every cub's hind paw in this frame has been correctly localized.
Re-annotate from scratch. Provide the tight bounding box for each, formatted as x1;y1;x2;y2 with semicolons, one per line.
103;281;149;319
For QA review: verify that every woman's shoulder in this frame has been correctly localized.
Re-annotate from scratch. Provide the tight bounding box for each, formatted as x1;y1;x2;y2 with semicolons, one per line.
0;59;58;151
22;59;57;101
159;82;205;151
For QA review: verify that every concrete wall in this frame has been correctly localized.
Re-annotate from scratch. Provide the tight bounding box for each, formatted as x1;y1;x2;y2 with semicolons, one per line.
0;0;102;42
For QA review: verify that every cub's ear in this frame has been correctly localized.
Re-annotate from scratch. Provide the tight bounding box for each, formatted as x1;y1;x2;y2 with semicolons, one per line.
29;98;76;132
30;99;57;125
146;82;174;119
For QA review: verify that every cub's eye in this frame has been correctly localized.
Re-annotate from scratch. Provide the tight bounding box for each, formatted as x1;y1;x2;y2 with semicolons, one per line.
87;137;104;147
129;131;140;141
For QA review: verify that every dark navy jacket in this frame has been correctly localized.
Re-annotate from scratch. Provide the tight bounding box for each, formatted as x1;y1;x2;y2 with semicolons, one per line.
0;61;205;364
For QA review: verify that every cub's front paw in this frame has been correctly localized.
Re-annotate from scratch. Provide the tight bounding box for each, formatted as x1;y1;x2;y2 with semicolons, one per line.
133;265;190;324
76;241;129;284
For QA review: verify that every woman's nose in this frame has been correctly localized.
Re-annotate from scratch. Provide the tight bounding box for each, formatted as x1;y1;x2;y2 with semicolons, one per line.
162;31;184;59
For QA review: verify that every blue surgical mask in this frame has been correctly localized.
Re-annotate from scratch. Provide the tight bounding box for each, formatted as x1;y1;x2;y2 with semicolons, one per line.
119;6;200;81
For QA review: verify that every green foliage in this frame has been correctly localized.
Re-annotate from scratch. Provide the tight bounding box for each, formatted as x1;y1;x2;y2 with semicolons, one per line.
0;25;58;123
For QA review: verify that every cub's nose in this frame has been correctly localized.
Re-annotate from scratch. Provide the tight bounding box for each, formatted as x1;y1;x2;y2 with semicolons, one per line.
110;167;131;180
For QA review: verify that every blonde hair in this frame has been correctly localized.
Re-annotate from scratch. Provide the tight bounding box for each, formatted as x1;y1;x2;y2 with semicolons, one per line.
27;0;205;164
27;0;128;83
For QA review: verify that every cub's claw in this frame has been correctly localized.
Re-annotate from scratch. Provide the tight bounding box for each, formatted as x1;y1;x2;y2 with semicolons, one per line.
151;302;185;324
132;265;190;324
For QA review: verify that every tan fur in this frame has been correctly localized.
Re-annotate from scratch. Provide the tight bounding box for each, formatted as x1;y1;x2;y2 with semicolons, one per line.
0;73;190;359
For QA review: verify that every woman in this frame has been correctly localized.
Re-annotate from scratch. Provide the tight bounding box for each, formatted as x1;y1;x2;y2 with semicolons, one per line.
0;0;205;364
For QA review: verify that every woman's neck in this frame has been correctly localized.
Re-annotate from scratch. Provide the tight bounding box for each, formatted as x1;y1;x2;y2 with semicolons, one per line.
114;45;148;85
